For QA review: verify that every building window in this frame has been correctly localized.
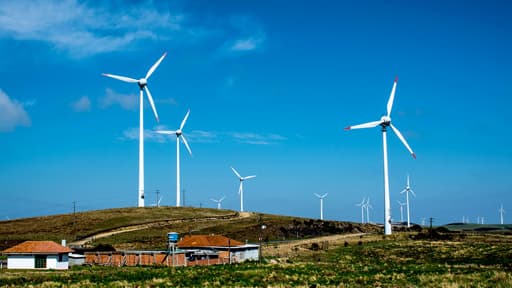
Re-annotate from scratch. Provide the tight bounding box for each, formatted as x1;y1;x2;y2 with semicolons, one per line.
35;255;46;268
58;254;64;262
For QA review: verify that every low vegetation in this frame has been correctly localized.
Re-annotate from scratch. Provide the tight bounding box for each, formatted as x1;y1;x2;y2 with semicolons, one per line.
1;232;511;287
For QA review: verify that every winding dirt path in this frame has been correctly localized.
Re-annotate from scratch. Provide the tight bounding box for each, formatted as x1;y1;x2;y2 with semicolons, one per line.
70;212;256;247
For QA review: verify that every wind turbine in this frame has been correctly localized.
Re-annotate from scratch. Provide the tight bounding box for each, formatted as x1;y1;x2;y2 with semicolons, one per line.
356;198;366;223
345;77;416;235
102;52;167;207
401;175;416;228
499;204;506;225
365;197;372;224
151;196;164;207
211;196;226;210
314;193;328;220
231;167;256;212
156;110;192;207
397;200;406;223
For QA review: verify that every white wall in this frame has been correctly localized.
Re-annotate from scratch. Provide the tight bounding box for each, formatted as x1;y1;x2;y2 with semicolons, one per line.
7;255;35;269
56;254;69;270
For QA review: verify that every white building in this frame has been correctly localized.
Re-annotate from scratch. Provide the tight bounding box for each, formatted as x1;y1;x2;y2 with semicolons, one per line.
177;235;259;262
3;241;72;269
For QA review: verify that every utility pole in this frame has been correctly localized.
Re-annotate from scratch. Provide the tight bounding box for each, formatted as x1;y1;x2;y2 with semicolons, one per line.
155;189;160;207
182;189;186;207
429;217;434;239
72;201;77;239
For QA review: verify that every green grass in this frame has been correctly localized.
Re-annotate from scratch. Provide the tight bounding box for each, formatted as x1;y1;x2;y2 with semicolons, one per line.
1;233;511;287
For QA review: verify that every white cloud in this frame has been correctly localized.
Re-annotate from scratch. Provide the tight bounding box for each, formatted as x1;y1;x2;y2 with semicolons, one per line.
99;88;137;110
71;96;91;112
121;127;167;143
0;89;31;132
0;0;185;57
230;36;264;52
229;132;286;145
220;15;266;56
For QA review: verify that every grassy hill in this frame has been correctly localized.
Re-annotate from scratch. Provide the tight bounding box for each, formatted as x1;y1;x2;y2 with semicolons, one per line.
0;207;380;250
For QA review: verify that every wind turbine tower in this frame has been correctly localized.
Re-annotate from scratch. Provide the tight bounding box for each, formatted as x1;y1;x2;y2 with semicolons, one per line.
156;110;193;207
401;175;416;228
103;52;166;207
231;167;256;212
345;77;416;235
314;193;328;220
365;197;372;224
356;198;366;223
499;204;506;225
397;200;406;223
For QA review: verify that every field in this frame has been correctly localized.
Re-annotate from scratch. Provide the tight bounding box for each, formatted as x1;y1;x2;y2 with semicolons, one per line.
1;232;512;287
1;208;511;287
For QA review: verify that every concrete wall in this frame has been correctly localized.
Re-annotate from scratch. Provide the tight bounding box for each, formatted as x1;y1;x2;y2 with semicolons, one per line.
7;255;34;269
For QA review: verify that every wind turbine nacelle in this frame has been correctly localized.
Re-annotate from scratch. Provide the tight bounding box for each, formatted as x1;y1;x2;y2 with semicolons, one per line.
176;130;182;136
138;78;147;88
380;116;391;125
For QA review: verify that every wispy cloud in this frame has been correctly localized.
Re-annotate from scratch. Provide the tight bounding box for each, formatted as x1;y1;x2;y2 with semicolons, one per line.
71;96;91;112
99;88;137;110
0;89;31;132
119;127;285;146
0;0;185;57
220;15;266;56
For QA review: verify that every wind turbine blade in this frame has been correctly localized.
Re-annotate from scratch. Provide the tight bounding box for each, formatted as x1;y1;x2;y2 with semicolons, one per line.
400;189;407;194
145;52;167;79
322;193;328;198
344;120;382;130
180;109;191;130
244;175;256;180
410;189;416;197
220;196;226;202
180;135;193;156
156;130;176;135
210;198;217;202
231;167;242;179
390;123;416;159
238;182;242;194
387;76;398;117
102;73;138;83
144;86;160;122
314;193;321;198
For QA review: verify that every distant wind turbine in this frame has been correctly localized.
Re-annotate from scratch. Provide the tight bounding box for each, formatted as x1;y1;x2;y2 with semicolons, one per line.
356;198;366;223
345;77;416;235
156;110;192;207
211;196;226;210
365;197;373;224
397;200;406;223
499;204;506;225
151;196;163;207
314;193;328;220
401;175;416;228
231;167;256;212
102;52;166;207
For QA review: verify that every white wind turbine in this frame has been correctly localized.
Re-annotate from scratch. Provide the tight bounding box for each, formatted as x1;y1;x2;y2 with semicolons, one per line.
345;77;416;235
356;198;366;223
231;167;256;212
401;175;416;228
314;193;328;220
499;204;506;225
364;197;373;224
211;196;226;210
103;52;167;207
156;110;192;207
397;200;407;223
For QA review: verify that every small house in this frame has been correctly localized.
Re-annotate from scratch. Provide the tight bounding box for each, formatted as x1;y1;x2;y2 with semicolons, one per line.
177;235;259;262
3;241;72;269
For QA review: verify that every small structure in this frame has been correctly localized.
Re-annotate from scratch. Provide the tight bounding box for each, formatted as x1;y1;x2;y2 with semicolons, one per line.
177;235;259;262
3;241;72;269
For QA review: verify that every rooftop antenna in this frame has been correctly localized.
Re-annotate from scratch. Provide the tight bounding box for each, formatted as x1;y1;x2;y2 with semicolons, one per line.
156;109;193;207
102;52;166;207
345;77;416;235
314;193;328;220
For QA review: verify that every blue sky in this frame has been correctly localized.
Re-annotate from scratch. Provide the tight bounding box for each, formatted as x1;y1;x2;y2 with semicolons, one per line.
0;0;511;225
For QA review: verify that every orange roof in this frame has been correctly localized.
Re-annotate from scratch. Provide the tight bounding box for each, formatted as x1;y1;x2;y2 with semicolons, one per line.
3;241;72;254
177;235;243;248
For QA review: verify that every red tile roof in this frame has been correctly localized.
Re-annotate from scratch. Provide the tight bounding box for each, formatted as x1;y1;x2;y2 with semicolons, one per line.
3;241;72;254
177;235;243;248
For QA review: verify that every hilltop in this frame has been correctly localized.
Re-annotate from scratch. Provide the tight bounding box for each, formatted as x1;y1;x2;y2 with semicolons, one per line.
0;207;380;250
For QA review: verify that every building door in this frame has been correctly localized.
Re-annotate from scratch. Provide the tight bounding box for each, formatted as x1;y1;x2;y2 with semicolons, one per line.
35;255;47;268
